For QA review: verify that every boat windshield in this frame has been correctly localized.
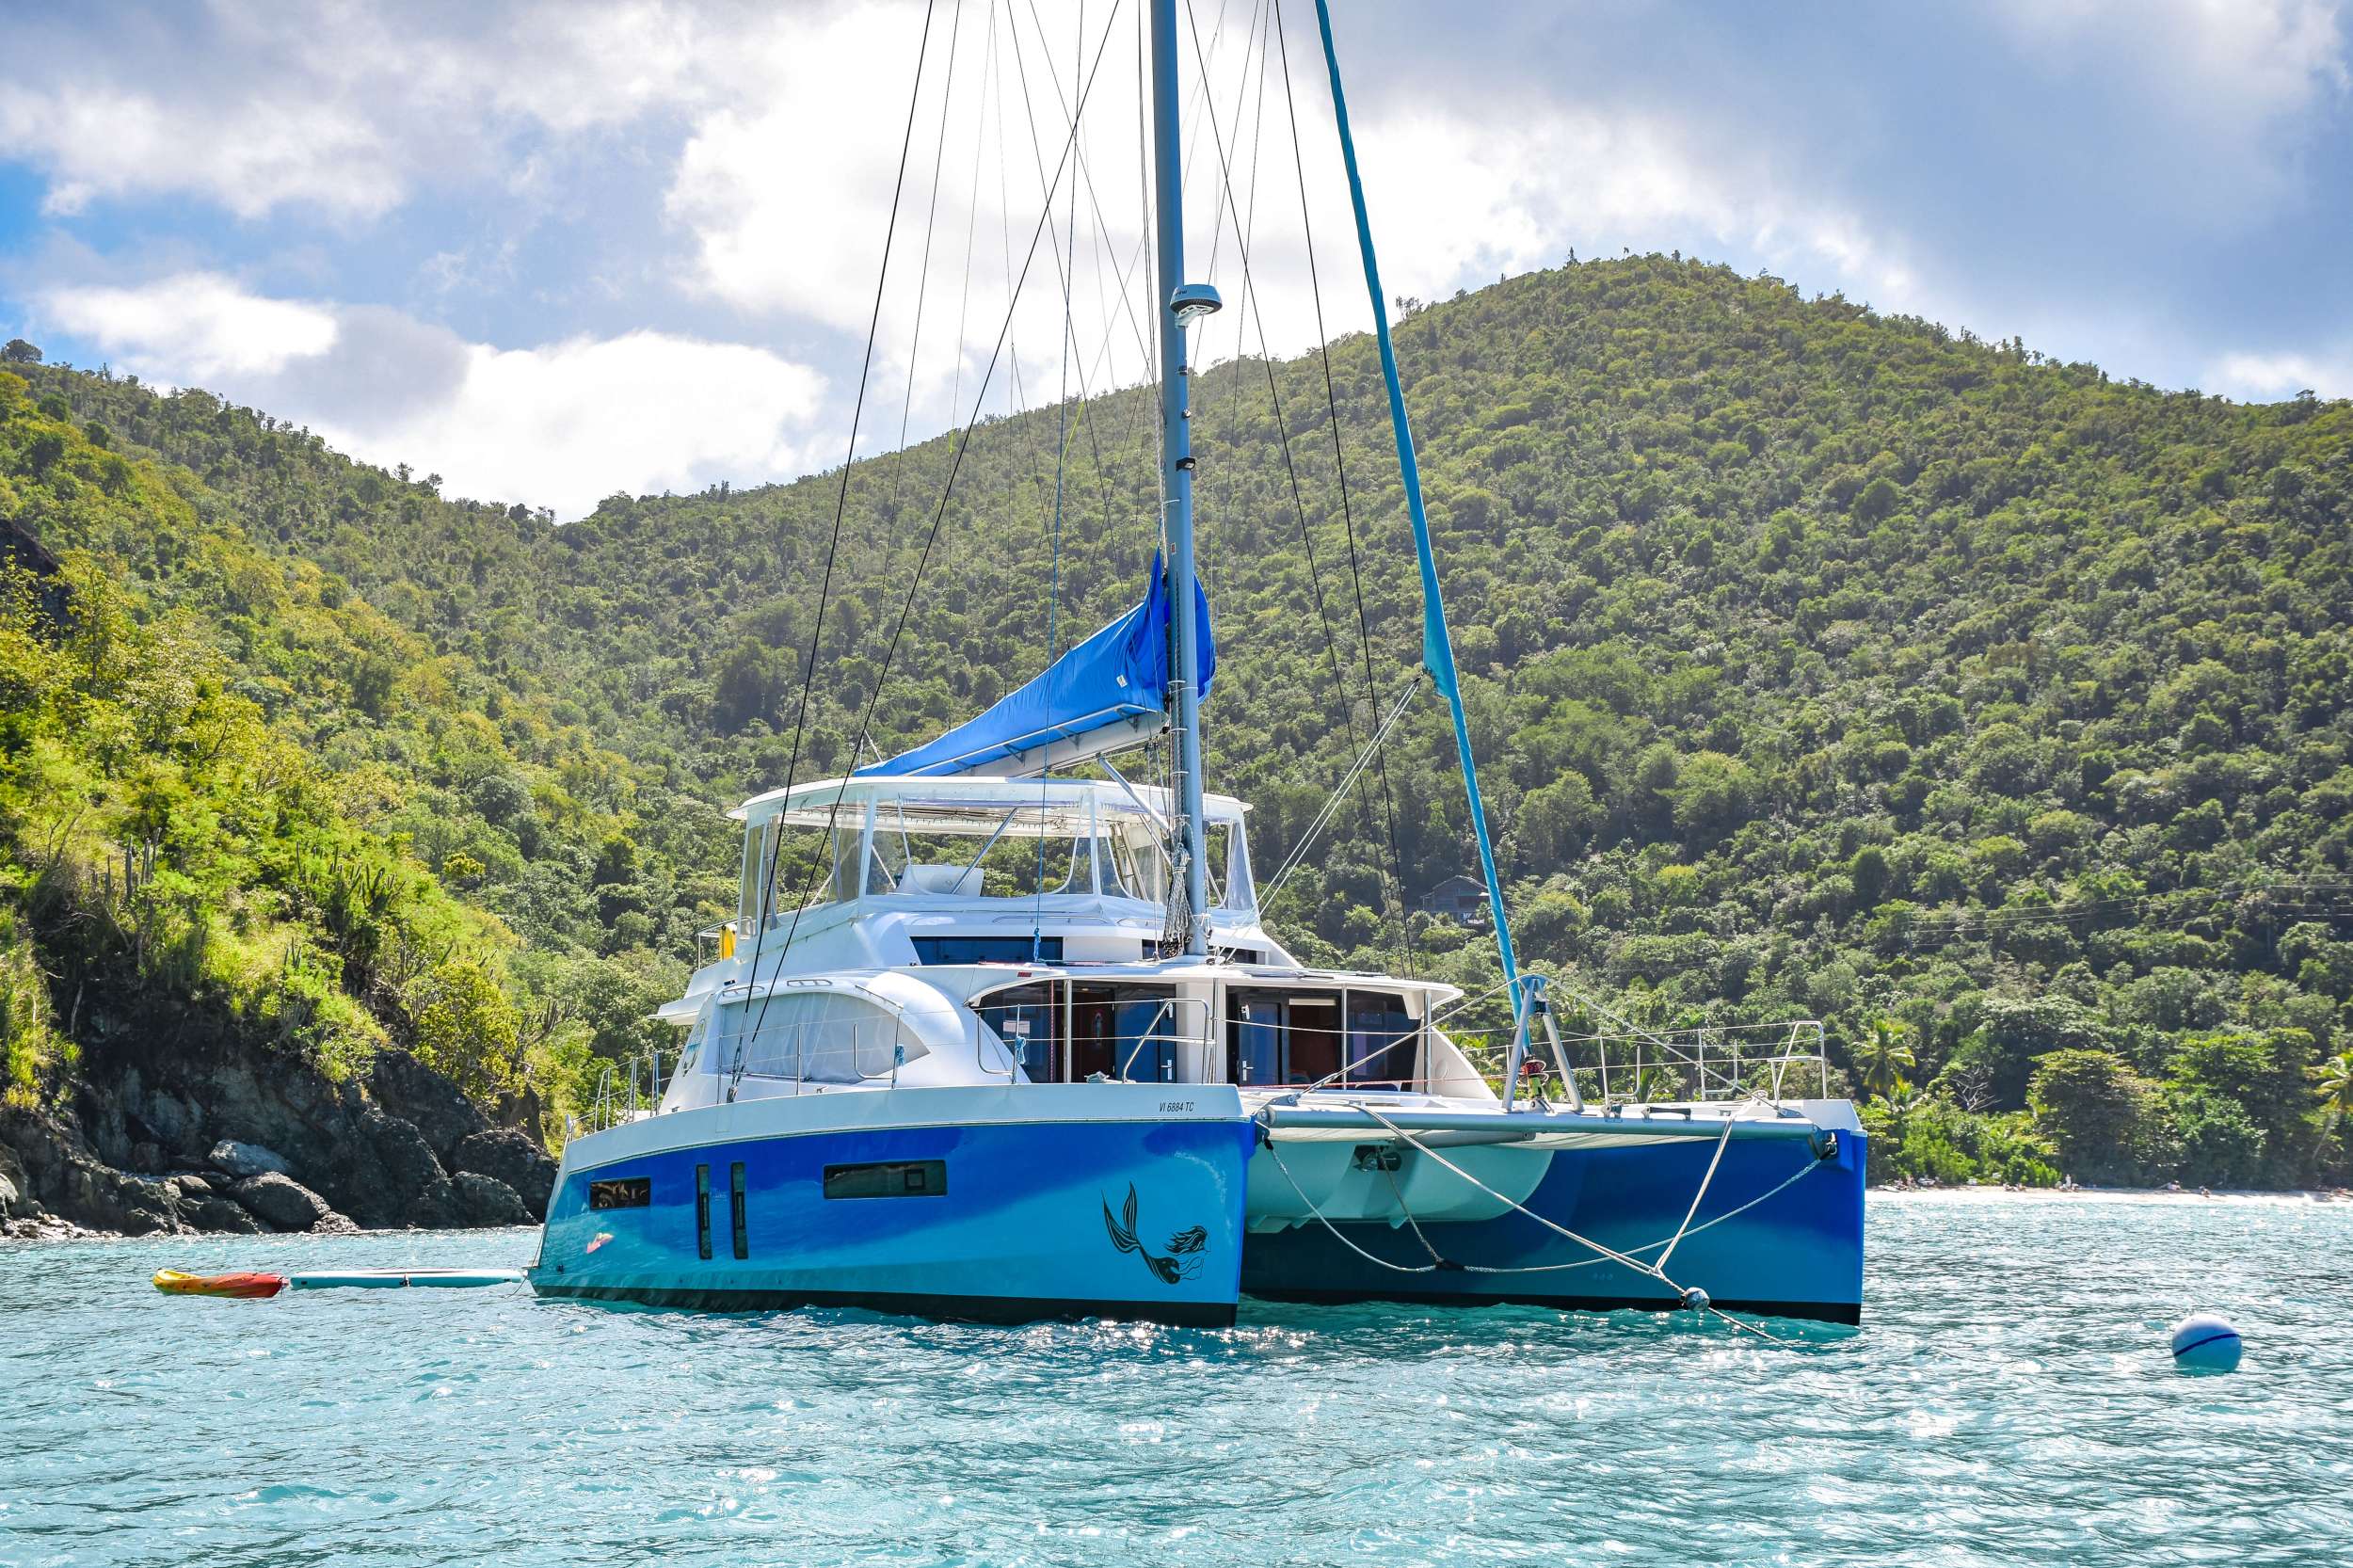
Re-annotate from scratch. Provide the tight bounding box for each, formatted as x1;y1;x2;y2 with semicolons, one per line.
730;777;1253;924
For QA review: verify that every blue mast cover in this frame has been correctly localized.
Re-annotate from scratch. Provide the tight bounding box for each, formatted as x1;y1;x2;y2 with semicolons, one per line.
857;557;1213;778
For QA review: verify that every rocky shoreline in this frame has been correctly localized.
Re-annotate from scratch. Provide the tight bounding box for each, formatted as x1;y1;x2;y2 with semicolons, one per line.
0;1024;556;1240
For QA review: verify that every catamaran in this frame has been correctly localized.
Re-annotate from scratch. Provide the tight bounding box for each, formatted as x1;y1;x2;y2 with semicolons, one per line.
527;0;1865;1328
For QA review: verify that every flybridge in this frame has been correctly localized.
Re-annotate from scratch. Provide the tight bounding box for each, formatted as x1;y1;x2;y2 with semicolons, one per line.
725;774;1257;935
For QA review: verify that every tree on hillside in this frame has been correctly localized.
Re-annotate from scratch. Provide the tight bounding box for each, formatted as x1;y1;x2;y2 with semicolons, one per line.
2028;1049;2155;1186
712;638;779;732
1853;1015;1914;1102
2314;1051;2353;1177
8;256;2351;1180
1;339;39;364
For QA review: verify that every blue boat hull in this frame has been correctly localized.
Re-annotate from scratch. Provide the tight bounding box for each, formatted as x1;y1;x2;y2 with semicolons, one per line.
529;1096;1257;1327
1241;1123;1867;1323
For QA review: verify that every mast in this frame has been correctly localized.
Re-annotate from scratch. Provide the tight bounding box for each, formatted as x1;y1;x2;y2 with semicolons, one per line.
1150;0;1218;956
1310;1;1521;996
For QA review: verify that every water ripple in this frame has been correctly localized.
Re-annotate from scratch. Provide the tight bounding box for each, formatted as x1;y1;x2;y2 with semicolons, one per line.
2;1196;2348;1565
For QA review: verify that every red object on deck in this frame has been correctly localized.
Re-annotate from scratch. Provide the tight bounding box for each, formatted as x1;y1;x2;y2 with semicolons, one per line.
152;1269;288;1299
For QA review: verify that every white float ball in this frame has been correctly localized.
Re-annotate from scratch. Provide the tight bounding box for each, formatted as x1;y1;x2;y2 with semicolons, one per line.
2169;1313;2243;1372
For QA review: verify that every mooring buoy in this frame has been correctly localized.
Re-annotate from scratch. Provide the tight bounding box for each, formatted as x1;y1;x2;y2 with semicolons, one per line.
2169;1312;2243;1372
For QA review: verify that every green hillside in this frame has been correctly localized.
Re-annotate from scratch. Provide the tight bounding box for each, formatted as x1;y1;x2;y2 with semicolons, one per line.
11;254;2353;1187
0;368;687;1134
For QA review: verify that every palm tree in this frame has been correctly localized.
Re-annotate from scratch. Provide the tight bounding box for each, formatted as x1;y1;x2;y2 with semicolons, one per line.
2314;1050;2353;1130
2313;1053;2353;1179
1885;1079;1925;1141
1854;1016;1916;1102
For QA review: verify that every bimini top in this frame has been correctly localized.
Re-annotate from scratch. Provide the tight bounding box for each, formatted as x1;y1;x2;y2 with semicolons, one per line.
730;773;1249;837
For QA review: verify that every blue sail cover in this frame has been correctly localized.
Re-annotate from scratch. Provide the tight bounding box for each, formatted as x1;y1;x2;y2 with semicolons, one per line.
856;556;1214;778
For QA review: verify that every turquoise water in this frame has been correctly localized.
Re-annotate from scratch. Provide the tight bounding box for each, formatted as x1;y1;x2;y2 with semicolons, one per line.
4;1192;2348;1566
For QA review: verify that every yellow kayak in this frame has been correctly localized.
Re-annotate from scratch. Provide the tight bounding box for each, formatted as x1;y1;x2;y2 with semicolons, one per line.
152;1269;288;1299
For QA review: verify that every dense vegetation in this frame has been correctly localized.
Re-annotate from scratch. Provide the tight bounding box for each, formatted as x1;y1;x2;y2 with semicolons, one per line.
7;255;2351;1185
0;367;687;1131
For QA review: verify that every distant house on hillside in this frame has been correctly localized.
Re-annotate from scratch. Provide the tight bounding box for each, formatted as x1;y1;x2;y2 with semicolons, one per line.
1418;874;1488;924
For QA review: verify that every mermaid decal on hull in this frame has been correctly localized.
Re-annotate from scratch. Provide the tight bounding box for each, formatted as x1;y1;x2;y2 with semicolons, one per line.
1103;1184;1208;1284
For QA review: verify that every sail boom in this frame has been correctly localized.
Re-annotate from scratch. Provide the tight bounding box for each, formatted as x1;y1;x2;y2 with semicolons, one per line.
856;556;1211;781
959;710;1170;779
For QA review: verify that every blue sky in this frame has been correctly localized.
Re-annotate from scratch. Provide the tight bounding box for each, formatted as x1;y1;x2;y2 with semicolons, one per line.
3;0;2347;519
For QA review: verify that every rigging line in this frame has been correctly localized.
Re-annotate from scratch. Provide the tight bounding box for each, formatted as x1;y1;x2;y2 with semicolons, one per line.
1033;0;1081;958
994;0;1111;752
1654;1111;1737;1274
1461;1152;1831;1277
1134;0;1176;814
1261;670;1423;910
1254;1101;1805;1344
1002;4;1130;456
1380;1157;1450;1268
1342;1100;1791;1345
999;5;1059;545
1274;0;1410;964
994;0;1028;414
1006;0;1184;534
1048;0;1080;672
1184;0;1404;967
1349;1131;1829;1279
950;0;999;424
741;0;939;1067
1196;0;1265;301
1137;0;1163;551
1175;0;1237;223
1039;171;1131;569
1018;0;1158;378
771;0;1133;962
1257;1136;1439;1273
886;0;968;508
1205;0;1268;540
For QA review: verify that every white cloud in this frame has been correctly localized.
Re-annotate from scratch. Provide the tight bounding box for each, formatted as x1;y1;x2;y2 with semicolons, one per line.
36;272;824;520
1985;0;2349;219
0;0;719;220
2209;348;2353;400
1348;105;1921;314
10;0;2353;472
666;2;1181;441
1993;0;2347;106
41;273;340;377
324;331;826;520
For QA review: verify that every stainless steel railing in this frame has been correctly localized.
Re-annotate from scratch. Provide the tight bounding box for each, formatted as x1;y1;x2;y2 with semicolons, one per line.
1461;1018;1831;1105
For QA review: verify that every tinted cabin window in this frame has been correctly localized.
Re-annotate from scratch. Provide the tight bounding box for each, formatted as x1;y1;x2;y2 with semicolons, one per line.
1225;991;1345;1086
1346;992;1416;1088
1071;984;1177;1081
824;1160;948;1199
588;1177;650;1209
912;936;1064;965
981;983;1057;1081
1230;995;1281;1086
1287;997;1342;1084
